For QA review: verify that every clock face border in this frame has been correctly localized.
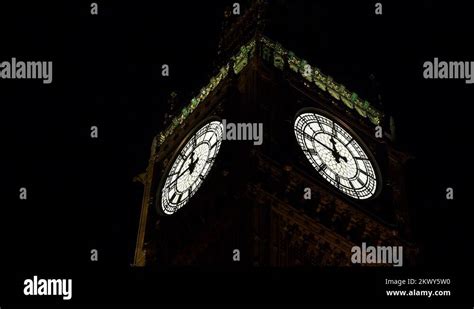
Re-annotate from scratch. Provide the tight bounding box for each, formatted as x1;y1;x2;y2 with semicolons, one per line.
293;107;383;201
155;116;223;216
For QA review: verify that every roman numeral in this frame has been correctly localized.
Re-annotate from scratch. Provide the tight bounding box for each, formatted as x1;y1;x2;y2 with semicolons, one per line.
170;192;177;202
318;163;327;172
354;156;369;161
349;181;359;198
358;168;375;180
304;148;319;155
206;157;215;164
168;170;179;178
314;117;324;132
295;127;314;141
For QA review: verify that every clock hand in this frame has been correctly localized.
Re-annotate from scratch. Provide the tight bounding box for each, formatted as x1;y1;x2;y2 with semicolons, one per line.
334;153;348;163
329;137;341;162
188;152;198;174
314;139;334;152
329;137;348;163
178;165;190;177
176;152;196;177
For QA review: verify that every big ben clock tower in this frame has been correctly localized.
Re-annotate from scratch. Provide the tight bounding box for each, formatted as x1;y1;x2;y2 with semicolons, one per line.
133;0;417;267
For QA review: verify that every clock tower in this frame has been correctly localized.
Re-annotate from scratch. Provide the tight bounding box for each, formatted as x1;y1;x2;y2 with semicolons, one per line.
133;0;417;267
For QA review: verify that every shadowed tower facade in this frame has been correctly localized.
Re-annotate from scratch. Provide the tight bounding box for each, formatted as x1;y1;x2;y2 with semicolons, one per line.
133;1;417;267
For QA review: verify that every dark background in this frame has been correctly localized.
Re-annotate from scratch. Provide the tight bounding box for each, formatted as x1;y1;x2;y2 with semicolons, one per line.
0;0;472;305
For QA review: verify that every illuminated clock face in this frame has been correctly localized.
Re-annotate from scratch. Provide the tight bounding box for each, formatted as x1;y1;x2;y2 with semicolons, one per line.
160;120;223;215
294;110;380;199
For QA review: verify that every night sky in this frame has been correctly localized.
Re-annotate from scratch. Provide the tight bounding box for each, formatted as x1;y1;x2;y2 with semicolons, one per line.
1;0;472;305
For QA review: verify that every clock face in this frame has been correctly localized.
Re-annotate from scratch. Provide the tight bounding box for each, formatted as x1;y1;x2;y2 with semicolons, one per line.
294;110;380;200
159;120;223;215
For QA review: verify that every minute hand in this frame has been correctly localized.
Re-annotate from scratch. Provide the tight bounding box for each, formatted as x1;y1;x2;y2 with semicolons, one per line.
314;139;334;152
178;165;191;177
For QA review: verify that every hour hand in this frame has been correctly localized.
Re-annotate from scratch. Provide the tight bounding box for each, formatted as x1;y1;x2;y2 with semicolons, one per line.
188;153;199;174
179;158;194;177
329;137;348;163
